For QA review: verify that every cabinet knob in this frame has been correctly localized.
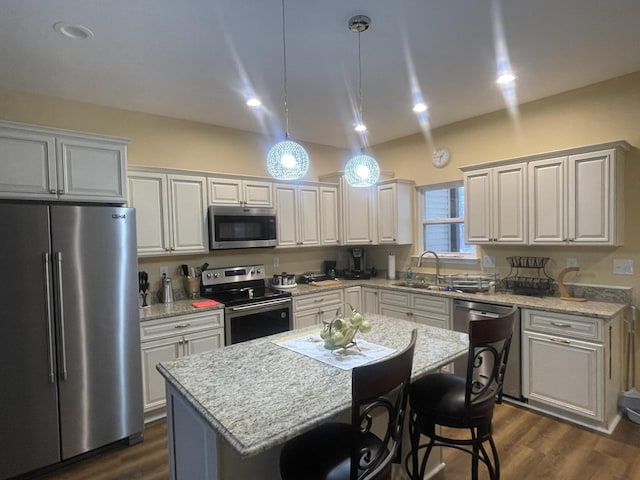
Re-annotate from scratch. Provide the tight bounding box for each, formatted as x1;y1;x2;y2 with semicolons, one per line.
165;248;171;251
50;189;57;194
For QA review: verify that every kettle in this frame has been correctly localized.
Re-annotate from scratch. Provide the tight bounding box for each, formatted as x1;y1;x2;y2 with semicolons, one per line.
161;277;174;304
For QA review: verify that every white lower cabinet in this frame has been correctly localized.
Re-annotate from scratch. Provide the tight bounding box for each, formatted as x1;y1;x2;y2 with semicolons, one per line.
362;287;379;314
140;310;224;417
293;289;344;329
344;286;362;314
521;308;621;430
379;289;451;329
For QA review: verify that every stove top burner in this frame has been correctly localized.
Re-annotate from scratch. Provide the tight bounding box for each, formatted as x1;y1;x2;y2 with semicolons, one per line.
200;264;291;307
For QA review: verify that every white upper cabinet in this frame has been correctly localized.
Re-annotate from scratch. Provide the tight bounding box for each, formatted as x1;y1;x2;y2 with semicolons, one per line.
0;121;128;203
377;180;414;244
341;181;376;245
208;177;272;207
529;147;625;246
274;183;321;247
464;163;527;244
464;141;627;246
128;168;208;256
319;185;339;245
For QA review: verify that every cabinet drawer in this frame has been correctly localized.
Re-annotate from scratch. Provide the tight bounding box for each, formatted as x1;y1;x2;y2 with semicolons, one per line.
294;290;344;311
522;309;602;343
379;289;410;308
411;294;450;315
140;310;224;342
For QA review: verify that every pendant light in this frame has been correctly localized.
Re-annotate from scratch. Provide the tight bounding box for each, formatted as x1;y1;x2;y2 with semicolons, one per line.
267;0;309;180
344;15;380;188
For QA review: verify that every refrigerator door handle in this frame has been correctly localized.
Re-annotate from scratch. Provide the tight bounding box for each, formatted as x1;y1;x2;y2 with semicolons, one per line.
43;253;56;383
54;251;68;381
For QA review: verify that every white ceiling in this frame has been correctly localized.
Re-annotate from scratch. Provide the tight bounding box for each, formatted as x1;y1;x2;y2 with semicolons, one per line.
1;0;640;149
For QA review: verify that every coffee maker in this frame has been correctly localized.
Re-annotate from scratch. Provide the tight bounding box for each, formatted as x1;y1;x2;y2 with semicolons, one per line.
344;247;371;280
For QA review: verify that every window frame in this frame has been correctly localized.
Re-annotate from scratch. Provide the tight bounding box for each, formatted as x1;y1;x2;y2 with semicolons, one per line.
416;180;478;261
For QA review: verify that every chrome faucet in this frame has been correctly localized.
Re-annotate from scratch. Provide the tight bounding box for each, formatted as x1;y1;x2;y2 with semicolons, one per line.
417;250;440;285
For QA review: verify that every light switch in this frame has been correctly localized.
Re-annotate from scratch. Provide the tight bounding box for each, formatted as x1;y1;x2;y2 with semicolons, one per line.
160;266;169;278
483;255;496;268
273;256;279;267
566;258;577;267
613;259;633;275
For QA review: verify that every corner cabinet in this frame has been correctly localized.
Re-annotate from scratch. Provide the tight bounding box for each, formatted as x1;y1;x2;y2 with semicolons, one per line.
463;163;527;244
529;148;625;246
521;308;621;431
128;168;208;256
0;120;128;203
140;310;224;417
377;180;414;244
208;177;273;207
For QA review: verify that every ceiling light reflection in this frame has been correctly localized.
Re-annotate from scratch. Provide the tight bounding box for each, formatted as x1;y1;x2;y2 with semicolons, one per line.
246;98;262;107
412;103;428;113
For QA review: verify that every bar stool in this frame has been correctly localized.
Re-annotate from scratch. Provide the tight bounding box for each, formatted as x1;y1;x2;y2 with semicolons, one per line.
405;309;516;480
280;329;417;480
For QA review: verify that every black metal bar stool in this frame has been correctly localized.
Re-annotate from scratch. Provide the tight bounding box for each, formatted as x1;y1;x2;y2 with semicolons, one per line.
280;329;417;480
405;309;516;480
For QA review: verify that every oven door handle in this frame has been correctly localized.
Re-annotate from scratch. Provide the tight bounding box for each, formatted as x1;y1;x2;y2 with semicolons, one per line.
228;298;291;312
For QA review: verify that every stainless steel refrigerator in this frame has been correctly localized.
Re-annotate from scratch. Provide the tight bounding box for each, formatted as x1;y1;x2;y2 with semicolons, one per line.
0;203;143;479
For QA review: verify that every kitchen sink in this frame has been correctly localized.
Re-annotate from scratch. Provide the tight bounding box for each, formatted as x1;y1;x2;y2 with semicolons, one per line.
392;281;431;289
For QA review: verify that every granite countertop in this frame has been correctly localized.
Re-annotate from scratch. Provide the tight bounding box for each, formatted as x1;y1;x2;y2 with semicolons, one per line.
138;298;224;322
140;279;628;322
280;278;628;320
156;314;468;458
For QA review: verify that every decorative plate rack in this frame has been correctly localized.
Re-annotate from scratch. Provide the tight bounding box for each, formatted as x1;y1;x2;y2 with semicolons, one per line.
502;256;555;296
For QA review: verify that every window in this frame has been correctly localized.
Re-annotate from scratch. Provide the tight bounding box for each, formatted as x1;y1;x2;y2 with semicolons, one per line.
418;181;475;258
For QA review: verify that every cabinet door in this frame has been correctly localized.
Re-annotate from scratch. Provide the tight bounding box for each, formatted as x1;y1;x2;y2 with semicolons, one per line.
0;128;57;200
128;172;171;256
568;150;613;244
528;157;566;244
275;184;299;247
168;175;208;254
522;331;603;421
57;137;127;202
320;186;339;245
377;183;398;243
344;286;362;313
298;185;320;246
141;337;182;412
342;182;375;245
412;312;449;329
243;180;273;206
362;287;379;314
379;303;410;321
184;329;224;354
294;309;318;330
208;177;242;205
464;169;492;243
492;163;527;243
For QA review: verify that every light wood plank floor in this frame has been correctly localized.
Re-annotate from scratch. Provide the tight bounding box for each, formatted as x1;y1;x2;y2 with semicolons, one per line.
24;404;640;479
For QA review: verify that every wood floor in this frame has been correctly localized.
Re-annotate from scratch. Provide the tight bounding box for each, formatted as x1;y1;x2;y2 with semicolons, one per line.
25;404;640;480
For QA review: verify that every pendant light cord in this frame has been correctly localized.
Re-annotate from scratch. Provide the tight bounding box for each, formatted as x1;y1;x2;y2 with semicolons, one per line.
281;0;290;139
358;29;363;130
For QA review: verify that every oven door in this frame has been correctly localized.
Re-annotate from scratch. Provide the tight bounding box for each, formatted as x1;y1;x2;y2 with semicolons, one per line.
225;298;292;345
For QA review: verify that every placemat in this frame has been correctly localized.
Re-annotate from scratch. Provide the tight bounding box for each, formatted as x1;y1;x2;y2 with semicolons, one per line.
273;332;395;370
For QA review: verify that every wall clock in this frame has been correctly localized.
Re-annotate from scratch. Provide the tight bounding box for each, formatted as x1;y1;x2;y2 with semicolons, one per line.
432;148;451;168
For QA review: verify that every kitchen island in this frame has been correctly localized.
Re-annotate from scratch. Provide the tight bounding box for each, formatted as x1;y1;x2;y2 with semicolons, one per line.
157;314;468;480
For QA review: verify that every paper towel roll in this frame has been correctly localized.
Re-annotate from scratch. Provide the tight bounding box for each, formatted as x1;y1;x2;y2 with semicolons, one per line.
388;254;396;280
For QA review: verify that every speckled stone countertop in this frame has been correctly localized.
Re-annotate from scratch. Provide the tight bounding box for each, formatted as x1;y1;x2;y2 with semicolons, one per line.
138;299;224;322
156;314;468;458
281;279;628;320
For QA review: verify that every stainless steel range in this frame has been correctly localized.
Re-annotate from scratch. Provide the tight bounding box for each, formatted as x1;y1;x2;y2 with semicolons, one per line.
200;265;292;345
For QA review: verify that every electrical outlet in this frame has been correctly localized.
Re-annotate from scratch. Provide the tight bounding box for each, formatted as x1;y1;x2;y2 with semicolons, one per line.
160;266;169;278
273;256;279;267
613;259;633;275
483;255;496;268
566;258;578;267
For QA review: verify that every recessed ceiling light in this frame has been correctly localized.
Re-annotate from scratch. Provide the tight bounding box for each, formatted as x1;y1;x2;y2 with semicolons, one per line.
354;123;368;133
246;98;262;107
412;103;428;113
496;73;516;84
53;22;94;40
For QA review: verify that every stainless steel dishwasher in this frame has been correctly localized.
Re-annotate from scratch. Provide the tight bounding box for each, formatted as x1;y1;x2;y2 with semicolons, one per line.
452;299;522;400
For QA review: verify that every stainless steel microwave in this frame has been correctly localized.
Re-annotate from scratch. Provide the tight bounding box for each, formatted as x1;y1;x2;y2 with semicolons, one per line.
208;206;277;249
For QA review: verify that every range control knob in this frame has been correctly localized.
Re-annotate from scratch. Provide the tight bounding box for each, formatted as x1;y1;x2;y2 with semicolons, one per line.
256;268;261;274
214;273;219;278
206;273;212;279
